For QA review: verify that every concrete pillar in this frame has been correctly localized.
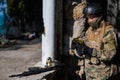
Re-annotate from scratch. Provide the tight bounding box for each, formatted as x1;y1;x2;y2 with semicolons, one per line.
42;0;55;65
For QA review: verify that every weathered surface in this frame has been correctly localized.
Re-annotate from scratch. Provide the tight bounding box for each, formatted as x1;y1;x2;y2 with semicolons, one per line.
0;39;41;80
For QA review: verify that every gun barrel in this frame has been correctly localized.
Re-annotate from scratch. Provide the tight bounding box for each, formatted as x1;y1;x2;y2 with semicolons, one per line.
9;66;62;78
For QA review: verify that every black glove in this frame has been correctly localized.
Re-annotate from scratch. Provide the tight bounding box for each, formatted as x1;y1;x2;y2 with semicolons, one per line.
71;39;85;56
84;45;93;56
71;39;93;56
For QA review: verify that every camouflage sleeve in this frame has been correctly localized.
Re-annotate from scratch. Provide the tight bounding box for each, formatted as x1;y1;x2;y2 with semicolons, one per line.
98;27;117;62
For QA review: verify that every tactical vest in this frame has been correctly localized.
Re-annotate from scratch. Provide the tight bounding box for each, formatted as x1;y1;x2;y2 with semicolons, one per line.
85;20;117;50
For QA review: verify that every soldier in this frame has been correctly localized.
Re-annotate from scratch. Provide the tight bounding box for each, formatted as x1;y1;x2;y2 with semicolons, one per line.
68;1;87;80
83;3;118;80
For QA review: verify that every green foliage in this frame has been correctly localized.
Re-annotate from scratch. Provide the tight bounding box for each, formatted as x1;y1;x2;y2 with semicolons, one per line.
6;0;15;15
18;1;25;12
5;0;42;34
6;0;24;16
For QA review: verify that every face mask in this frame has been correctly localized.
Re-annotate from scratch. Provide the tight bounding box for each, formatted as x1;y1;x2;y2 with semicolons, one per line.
88;16;102;30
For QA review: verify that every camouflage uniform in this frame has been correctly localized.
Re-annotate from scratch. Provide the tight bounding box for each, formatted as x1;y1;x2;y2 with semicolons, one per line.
84;20;117;80
70;1;86;55
68;2;87;80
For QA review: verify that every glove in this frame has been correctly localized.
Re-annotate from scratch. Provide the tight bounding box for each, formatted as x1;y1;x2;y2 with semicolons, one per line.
84;45;93;55
71;39;85;56
71;38;93;57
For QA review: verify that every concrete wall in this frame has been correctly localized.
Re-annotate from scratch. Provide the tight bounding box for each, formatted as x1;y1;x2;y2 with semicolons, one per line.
107;0;118;27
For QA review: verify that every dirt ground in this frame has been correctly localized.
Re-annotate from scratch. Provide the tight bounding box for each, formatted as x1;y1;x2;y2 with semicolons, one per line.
0;38;42;80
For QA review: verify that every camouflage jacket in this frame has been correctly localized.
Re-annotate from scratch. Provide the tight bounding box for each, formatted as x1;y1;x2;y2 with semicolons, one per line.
84;20;118;80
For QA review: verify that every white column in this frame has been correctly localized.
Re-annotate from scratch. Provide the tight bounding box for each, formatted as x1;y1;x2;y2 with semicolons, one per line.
42;0;55;65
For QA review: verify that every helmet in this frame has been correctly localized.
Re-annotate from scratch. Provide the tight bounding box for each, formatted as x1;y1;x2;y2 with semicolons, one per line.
84;3;104;15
